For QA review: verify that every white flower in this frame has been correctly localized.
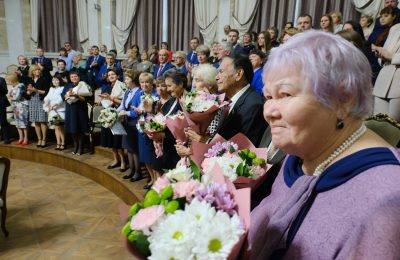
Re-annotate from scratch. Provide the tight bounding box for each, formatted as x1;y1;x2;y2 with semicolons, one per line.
184;198;216;224
202;155;243;181
165;163;193;182
149;210;196;260
192;211;245;260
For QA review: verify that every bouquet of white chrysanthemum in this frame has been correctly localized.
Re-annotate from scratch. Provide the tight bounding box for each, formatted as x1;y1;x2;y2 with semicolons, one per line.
98;107;119;128
139;94;159;110
48;111;64;126
143;113;166;134
121;163;249;260
182;89;219;113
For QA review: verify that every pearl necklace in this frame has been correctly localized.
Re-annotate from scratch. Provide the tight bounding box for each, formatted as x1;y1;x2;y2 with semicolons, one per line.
313;124;367;176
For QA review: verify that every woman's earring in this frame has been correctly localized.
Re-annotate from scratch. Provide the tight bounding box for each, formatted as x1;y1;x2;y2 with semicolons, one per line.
336;119;344;129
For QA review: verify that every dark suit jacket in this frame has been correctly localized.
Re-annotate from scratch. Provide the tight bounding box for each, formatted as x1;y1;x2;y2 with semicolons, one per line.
218;87;267;147
233;44;246;58
97;63;123;89
32;56;53;76
86;55;106;80
153;62;175;78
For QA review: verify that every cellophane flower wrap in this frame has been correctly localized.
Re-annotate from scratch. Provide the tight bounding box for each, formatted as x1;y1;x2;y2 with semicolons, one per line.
120;158;250;260
142;113;167;158
192;133;271;190
165;111;188;142
180;89;227;134
98;107;119;128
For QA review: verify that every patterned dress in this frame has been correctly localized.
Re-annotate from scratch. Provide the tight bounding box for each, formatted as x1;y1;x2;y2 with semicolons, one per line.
10;83;29;128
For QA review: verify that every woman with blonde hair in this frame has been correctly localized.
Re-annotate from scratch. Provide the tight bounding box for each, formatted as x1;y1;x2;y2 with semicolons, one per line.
330;11;344;33
320;14;334;33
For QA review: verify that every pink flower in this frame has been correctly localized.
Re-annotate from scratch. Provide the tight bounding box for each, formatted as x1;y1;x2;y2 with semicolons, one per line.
152;176;170;193
173;180;201;201
130;205;165;235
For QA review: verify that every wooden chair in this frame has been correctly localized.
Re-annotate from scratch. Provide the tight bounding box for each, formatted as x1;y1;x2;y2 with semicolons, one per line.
0;156;10;237
365;113;400;147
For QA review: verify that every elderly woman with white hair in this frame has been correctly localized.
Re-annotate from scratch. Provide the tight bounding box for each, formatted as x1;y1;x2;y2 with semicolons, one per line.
248;31;400;259
175;64;223;156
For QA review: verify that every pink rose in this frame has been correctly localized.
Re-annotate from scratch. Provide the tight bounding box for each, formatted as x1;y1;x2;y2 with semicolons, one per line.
173;180;201;201
130;205;164;235
152;176;170;193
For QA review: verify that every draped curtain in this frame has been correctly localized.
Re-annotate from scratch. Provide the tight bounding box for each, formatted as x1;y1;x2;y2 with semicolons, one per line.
231;0;260;36
112;0;139;55
249;0;296;35
30;0;39;49
75;0;89;52
299;0;360;29
125;0;163;53
352;0;384;17
194;0;219;48
38;0;80;52
167;0;202;53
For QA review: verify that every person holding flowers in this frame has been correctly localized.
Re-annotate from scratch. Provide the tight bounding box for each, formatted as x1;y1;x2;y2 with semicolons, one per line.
100;67;127;172
6;73;29;145
61;71;90;155
249;31;400;259
118;70;142;182
43;75;66;150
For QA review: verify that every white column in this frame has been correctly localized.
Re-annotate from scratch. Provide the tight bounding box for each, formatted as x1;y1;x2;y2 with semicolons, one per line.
294;0;302;26
101;0;113;49
162;0;168;42
218;0;231;41
88;0;100;46
4;0;25;64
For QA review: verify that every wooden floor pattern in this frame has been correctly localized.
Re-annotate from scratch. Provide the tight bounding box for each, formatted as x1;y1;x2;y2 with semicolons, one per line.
0;159;132;259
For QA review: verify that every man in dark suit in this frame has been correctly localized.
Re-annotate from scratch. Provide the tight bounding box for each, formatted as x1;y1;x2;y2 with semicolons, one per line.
186;37;200;66
32;47;53;79
216;55;267;147
0;77;10;144
97;52;123;89
228;29;245;58
153;49;175;79
86;45;105;89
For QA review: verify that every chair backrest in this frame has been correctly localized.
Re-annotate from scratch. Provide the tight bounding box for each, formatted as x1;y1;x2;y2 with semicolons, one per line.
0;157;11;202
364;113;400;147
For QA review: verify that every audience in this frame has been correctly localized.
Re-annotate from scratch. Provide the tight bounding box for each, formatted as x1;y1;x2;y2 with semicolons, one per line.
297;14;313;31
186;37;200;66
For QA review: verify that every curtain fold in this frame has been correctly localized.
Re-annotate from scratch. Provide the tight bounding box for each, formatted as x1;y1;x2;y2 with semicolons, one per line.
167;0;202;52
30;0;39;49
38;0;80;52
75;0;89;51
231;0;260;36
125;0;163;53
194;0;218;48
112;0;139;55
249;0;296;35
300;0;360;29
352;0;383;18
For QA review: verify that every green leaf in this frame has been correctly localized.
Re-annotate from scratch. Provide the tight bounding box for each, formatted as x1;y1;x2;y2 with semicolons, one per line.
190;158;201;180
236;162;244;176
135;232;151;256
121;222;131;236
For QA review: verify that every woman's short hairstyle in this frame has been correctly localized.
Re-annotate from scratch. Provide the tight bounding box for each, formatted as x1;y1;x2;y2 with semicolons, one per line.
192;64;218;89
360;15;374;27
74;51;82;58
29;64;42;78
174;51;186;59
330;11;343;23
336;29;364;49
196;45;211;57
343;20;366;40
125;69;141;86
263;30;373;118
52;75;66;87
163;69;188;90
155;77;165;86
380;6;397;16
17;55;29;65
57;59;66;66
6;73;19;84
139;72;154;84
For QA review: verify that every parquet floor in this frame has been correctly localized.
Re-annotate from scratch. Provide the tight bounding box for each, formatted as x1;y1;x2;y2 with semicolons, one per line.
0;159;133;259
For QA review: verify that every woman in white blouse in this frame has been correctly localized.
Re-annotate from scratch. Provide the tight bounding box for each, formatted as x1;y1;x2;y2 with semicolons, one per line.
43;75;66;150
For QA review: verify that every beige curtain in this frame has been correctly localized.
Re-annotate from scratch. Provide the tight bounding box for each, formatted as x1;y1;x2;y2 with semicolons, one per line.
125;0;163;52
167;0;202;53
231;0;260;36
112;0;139;55
194;0;219;47
249;0;296;35
352;0;383;19
75;0;89;51
30;0;39;49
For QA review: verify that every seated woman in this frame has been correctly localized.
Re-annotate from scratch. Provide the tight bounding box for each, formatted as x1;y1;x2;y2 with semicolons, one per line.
100;68;127;171
248;31;400;259
43;75;66;150
136;50;153;73
320;14;334;33
61;71;90;155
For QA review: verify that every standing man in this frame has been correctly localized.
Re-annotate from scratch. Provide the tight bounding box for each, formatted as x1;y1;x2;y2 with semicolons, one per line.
228;29;245;57
0;77;10;144
32;47;53;79
64;41;77;61
216;56;267;146
86;45;105;89
297;14;313;31
153;49;175;79
186;37;200;66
